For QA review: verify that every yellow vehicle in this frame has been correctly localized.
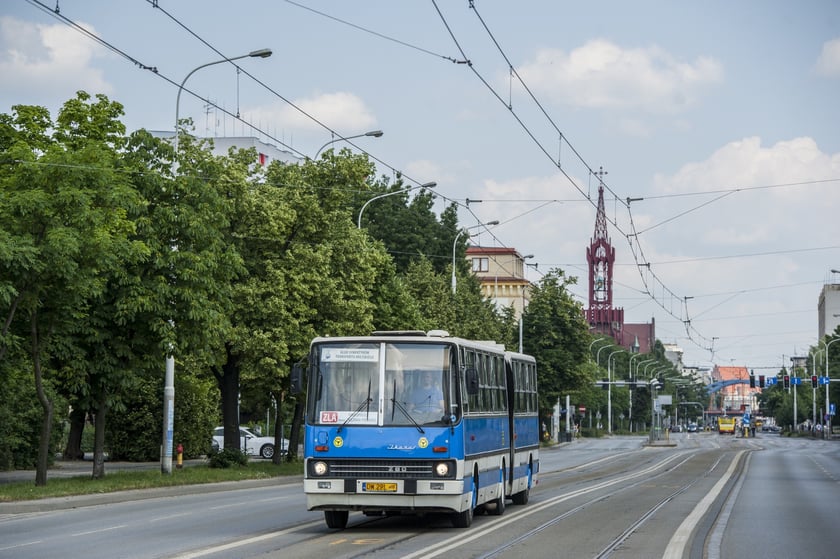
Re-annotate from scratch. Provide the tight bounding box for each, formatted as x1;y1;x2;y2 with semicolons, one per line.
718;417;736;434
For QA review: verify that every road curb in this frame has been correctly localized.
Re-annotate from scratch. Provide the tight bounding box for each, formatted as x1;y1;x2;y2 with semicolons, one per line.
0;475;302;514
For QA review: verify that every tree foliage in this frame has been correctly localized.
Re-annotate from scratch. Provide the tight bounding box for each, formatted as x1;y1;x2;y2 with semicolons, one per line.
520;269;592;415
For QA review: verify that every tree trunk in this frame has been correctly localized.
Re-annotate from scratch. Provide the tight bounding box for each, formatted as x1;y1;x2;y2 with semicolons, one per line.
63;407;86;460
31;311;53;487
92;396;108;479
217;345;241;451
288;399;304;462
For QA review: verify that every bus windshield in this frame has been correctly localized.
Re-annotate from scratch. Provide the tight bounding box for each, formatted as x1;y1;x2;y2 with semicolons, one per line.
311;342;455;427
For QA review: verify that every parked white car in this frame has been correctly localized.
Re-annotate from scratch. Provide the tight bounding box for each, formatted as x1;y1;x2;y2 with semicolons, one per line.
212;427;288;459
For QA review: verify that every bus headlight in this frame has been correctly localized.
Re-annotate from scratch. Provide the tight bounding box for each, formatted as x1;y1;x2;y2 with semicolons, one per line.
313;461;328;476
434;462;450;477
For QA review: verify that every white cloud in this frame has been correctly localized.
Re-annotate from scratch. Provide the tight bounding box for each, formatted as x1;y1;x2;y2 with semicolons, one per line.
515;39;723;113
646;136;840;259
0;16;111;104
814;37;840;77
246;91;377;137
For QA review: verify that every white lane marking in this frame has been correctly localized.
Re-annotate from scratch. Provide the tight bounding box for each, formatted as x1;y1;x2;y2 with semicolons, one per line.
70;524;127;537
662;450;745;559
0;540;43;551
401;452;689;559
171;520;323;559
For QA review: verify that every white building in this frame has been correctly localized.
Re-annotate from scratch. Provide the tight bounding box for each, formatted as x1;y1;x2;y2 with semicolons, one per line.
149;131;301;166
818;281;840;339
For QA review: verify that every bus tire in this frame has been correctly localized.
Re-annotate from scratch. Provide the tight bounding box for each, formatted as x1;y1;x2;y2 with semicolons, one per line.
512;486;529;505
452;477;476;528
512;464;531;505
490;466;506;515
324;510;348;530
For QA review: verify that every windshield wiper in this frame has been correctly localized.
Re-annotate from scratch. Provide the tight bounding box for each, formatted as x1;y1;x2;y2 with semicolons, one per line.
338;379;372;433
390;379;424;434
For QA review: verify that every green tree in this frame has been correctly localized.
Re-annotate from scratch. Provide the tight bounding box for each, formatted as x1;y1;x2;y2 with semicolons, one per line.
0;93;142;484
214;148;391;459
520;269;592;416
356;179;455;275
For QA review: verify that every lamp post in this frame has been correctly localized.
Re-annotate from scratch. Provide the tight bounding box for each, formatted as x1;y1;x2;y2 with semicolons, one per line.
595;343;612;367
589;337;611;354
812;349;823;428
825;336;840;437
314;130;383;159
451;220;499;294
166;48;272;476
357;181;436;229
174;48;273;156
607;350;623;434
628;353;645;432
518;254;534;353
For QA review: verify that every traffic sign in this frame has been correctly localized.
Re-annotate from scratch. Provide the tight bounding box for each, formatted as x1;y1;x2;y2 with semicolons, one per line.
791;377;802;386
819;376;830;386
765;377;777;386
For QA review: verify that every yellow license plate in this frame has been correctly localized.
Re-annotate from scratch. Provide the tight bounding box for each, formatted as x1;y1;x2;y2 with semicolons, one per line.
362;482;397;492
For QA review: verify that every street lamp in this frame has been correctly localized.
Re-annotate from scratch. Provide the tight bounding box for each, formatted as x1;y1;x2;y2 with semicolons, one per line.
451;220;499;294
607;350;623;434
596;343;613;367
589;337;611;354
628;353;646;432
824;336;840;437
166;48;272;476
518;254;534;354
357;181;436;229
174;48;273;156
314;130;383;159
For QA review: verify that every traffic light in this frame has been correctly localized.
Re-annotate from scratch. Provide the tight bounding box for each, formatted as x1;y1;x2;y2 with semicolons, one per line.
783;375;790;389
811;375;818;388
749;374;755;388
602;378;609;390
759;375;765;388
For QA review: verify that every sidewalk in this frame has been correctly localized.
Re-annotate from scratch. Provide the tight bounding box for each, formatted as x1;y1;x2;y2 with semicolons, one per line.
0;456;207;485
0;458;301;515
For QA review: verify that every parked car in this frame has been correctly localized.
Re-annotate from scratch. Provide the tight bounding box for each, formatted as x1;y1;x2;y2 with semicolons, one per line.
212;427;288;459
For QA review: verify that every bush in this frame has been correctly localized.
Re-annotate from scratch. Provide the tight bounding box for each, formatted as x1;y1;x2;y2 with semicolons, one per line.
0;358;66;470
106;372;219;461
208;448;248;468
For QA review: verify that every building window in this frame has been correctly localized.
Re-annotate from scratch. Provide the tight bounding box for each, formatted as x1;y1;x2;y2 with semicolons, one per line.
472;257;489;272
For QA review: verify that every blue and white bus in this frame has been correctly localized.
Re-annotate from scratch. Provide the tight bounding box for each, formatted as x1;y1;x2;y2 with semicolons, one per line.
290;330;539;529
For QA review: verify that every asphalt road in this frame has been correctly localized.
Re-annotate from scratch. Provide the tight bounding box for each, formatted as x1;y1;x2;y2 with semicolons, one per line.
2;434;838;559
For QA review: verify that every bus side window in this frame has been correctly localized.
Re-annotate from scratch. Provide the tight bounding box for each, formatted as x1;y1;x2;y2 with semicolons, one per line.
465;367;479;395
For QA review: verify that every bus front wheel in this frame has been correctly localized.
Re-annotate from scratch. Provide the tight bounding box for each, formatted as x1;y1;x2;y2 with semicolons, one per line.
451;477;476;528
324;510;348;530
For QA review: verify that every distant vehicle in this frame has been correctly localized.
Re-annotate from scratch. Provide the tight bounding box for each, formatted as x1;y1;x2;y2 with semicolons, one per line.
761;424;781;433
718;417;736;434
212;427;288;459
687;423;698;432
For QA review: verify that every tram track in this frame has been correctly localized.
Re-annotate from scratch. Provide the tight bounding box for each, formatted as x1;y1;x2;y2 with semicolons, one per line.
176;446;747;559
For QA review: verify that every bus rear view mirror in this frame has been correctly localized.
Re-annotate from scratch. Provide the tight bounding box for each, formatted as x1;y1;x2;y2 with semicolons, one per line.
465;367;479;395
290;363;304;394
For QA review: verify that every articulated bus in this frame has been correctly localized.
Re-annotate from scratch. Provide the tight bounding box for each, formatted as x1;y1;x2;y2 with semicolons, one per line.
290;330;540;529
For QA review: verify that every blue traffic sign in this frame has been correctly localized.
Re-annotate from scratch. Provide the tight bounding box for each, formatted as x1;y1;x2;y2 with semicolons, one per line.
765;377;778;386
791;377;802;385
819;376;830;385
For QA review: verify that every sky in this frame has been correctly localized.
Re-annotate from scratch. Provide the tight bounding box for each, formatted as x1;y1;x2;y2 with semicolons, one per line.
2;1;839;373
